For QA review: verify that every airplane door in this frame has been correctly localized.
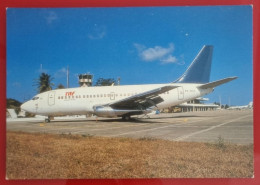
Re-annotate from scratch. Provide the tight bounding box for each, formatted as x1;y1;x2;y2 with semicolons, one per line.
110;92;115;100
34;103;39;113
177;87;184;100
48;91;56;106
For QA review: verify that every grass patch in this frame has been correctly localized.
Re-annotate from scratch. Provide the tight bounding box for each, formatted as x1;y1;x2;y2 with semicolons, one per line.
6;131;253;179
138;136;157;141
215;135;226;150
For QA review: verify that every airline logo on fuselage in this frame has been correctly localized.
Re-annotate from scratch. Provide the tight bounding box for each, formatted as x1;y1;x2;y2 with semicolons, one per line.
65;91;75;96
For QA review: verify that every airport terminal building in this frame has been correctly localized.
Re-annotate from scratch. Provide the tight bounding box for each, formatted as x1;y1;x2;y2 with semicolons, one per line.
162;98;219;113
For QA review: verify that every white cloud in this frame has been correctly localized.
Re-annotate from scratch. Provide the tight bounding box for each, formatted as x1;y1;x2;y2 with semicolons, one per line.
160;55;178;64
141;43;174;61
88;24;106;40
12;82;21;88
54;67;67;78
36;65;48;74
134;43;146;52
88;31;106;40
134;43;184;65
45;11;58;24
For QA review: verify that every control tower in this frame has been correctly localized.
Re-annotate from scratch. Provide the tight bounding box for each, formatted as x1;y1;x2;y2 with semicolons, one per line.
78;73;93;87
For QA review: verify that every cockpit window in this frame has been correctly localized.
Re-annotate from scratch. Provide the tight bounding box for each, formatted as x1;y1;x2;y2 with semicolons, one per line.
32;97;39;100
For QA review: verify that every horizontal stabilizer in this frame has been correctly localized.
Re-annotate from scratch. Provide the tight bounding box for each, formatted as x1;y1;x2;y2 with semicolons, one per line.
199;77;238;89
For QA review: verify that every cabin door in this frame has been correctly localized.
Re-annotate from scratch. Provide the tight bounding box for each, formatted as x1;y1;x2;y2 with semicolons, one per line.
110;92;115;100
48;91;56;106
177;87;184;100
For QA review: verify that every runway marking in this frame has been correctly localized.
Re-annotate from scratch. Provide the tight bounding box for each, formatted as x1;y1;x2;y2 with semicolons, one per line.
166;125;253;128
7;119;185;134
186;137;253;140
174;115;252;141
6;110;253;145
69;120;187;134
48;123;151;133
108;118;208;137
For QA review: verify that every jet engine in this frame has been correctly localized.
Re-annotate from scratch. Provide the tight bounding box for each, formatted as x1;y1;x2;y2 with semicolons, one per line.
93;105;151;117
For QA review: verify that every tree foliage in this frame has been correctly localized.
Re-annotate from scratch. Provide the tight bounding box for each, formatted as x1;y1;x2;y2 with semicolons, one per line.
95;78;116;86
35;73;54;93
7;98;22;109
7;98;22;114
224;104;229;109
214;102;220;106
56;84;65;89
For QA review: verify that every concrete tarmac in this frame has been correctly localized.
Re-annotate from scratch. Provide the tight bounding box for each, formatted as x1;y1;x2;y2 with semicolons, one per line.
7;109;253;144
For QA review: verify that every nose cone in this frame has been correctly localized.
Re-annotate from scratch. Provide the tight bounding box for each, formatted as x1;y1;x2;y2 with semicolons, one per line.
21;101;32;113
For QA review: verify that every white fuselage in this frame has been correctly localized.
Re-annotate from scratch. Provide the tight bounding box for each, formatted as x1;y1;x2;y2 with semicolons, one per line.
21;83;213;117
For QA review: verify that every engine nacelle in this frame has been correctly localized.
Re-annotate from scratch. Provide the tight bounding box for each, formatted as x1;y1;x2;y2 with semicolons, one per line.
93;106;151;117
93;106;118;117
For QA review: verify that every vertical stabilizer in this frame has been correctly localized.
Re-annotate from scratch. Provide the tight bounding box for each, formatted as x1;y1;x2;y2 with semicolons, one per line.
175;45;213;83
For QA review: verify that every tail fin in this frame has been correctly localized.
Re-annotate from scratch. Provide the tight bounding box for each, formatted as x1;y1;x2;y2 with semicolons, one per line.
175;45;213;83
248;102;253;108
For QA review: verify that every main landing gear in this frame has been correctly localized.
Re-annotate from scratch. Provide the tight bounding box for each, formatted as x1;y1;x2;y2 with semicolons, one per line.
44;118;50;123
44;116;52;123
122;115;131;121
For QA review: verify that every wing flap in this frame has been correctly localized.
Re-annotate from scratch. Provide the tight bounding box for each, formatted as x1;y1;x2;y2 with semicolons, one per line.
199;77;237;89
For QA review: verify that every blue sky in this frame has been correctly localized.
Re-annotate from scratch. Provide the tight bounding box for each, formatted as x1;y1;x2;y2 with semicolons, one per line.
7;6;252;105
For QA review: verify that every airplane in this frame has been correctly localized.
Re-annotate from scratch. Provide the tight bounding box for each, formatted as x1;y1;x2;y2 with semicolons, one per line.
227;102;253;110
21;45;237;122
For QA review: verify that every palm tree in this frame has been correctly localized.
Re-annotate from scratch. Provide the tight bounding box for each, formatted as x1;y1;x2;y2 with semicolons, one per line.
35;73;54;93
56;83;65;89
95;78;116;86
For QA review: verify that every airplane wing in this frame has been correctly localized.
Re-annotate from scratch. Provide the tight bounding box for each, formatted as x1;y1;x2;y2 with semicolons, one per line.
199;77;238;89
107;85;178;110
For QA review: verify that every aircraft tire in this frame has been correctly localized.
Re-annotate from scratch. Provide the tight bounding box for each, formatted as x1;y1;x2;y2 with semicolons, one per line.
45;118;50;123
122;115;131;121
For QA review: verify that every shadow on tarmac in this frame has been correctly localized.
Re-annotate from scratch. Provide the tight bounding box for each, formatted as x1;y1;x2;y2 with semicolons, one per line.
36;114;214;124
